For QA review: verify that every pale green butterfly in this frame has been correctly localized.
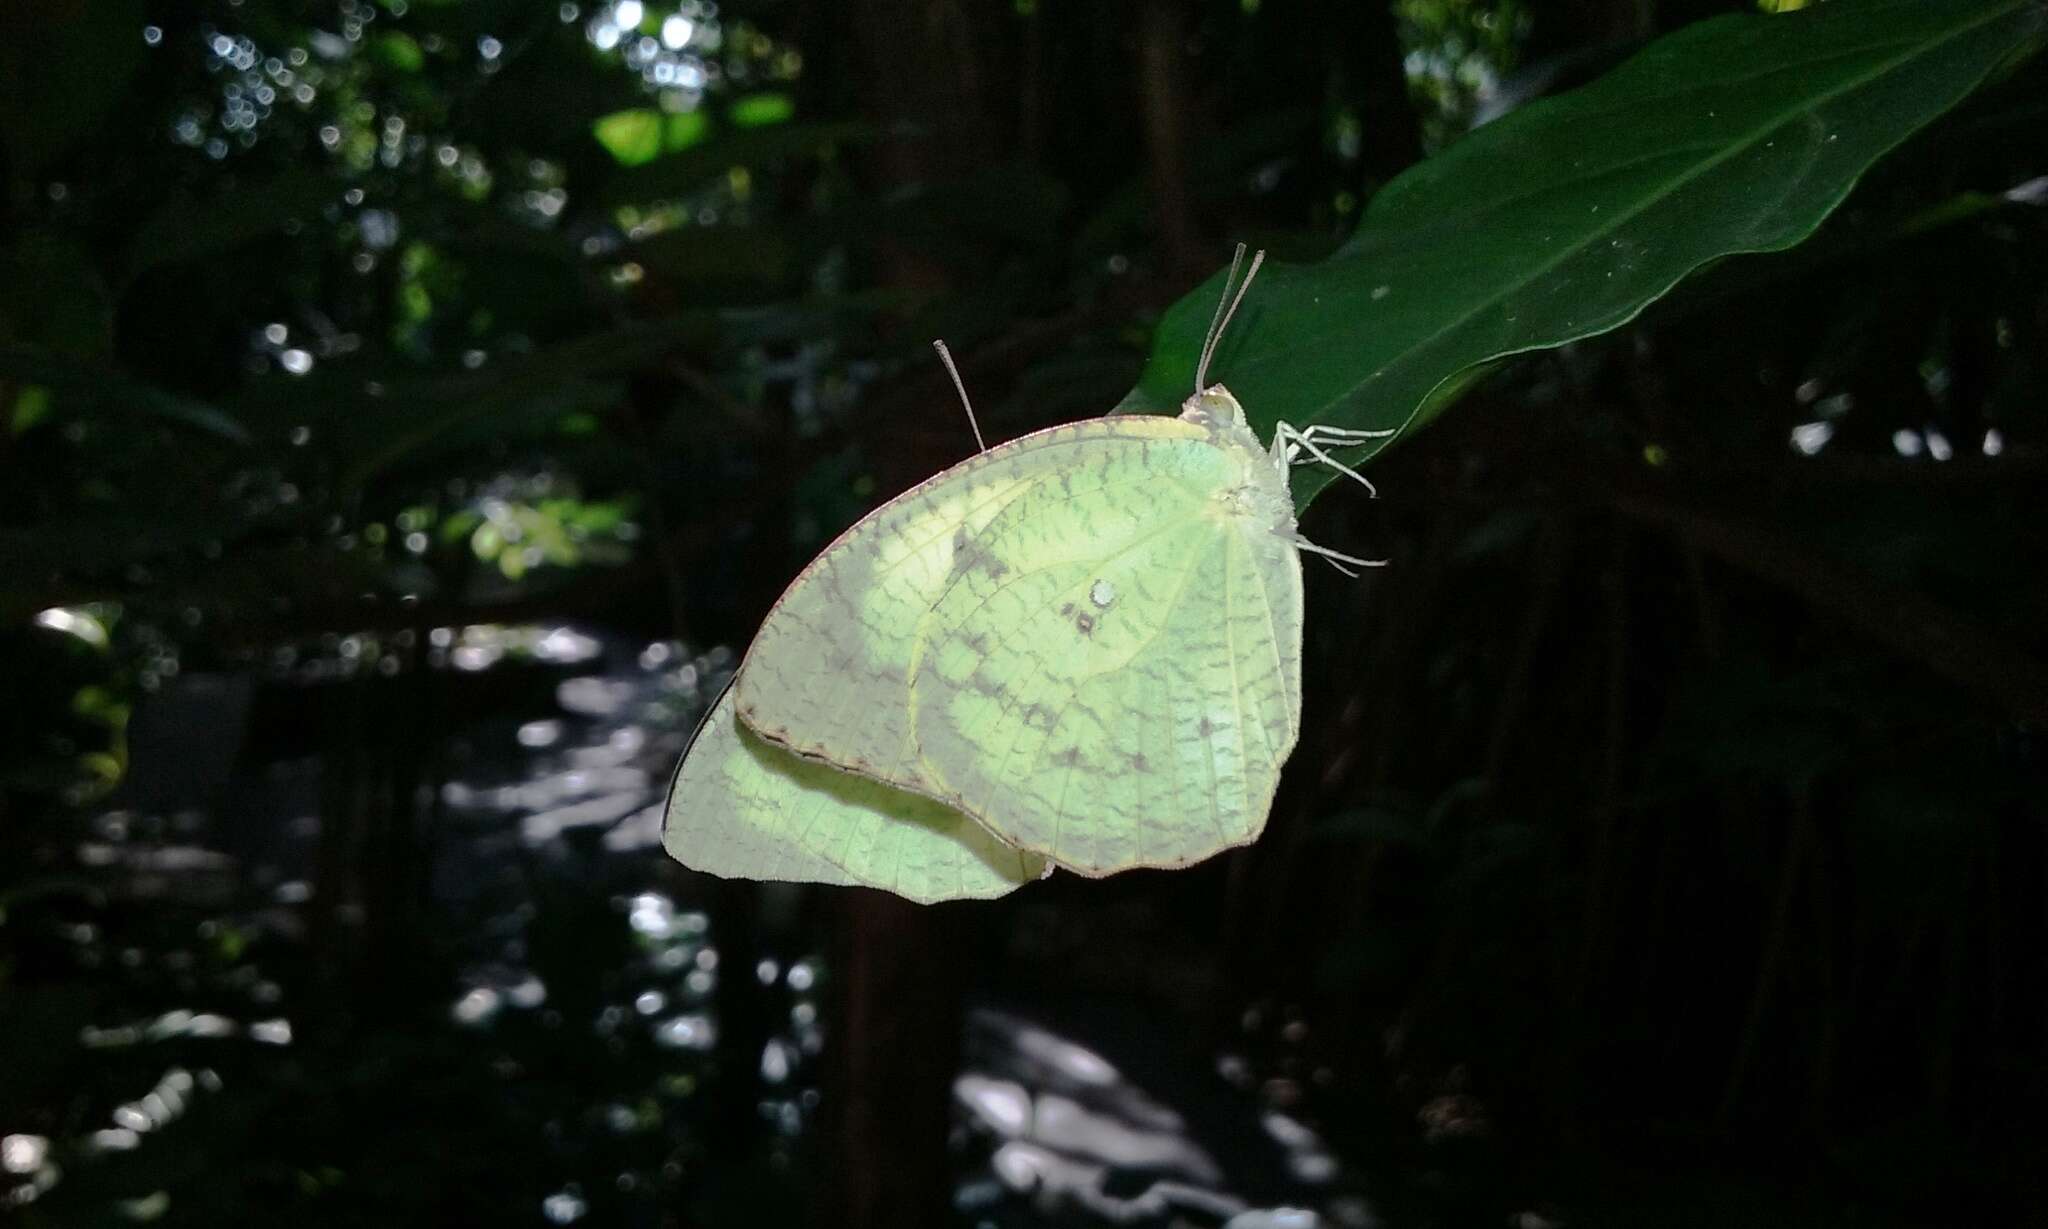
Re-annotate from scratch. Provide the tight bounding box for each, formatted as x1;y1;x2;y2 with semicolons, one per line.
733;248;1389;877
663;681;1046;903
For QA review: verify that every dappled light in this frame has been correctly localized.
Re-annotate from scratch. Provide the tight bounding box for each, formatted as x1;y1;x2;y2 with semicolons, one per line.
4;0;2045;1224
954;1010;1349;1225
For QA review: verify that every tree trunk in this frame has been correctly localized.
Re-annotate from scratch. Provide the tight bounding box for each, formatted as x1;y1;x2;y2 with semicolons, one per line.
811;2;1005;1223
1138;0;1206;277
825;892;969;1229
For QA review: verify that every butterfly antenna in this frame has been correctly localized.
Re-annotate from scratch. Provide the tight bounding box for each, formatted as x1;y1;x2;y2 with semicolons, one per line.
1196;244;1248;394
931;339;987;453
1199;248;1266;393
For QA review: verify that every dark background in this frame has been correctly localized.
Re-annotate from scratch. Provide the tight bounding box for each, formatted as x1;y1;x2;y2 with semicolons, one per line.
2;0;2044;1225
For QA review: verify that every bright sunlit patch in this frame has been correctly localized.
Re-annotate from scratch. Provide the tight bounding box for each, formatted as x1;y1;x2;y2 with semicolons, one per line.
80;1022;142;1048
1;1135;47;1175
990;1140;1053;1191
1925;430;1953;462
653;1014;715;1050
542;1189;588;1224
1233;1209;1320;1228
1892;429;1924;457
627;891;674;937
955;1074;1031;1136
452;988;501;1026
517;719;564;748
1033;1093;1219;1180
1260;1111;1315;1148
33;606;109;648
1983;428;2005;457
249;1019;293;1045
452;643;501;671
535;626;603;662
1263;1112;1338;1184
2003;175;2048;206
1789;421;1832;455
1012;1025;1117;1087
558;676;634;715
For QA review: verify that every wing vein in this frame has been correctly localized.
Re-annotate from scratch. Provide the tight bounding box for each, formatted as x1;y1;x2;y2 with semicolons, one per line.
784;471;1048;781
1219;537;1246;847
959;526;1216;863
1243;529;1298;746
933;517;1199;774
921;465;1218;642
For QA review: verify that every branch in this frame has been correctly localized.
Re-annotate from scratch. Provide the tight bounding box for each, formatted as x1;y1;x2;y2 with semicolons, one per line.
1137;0;1205;277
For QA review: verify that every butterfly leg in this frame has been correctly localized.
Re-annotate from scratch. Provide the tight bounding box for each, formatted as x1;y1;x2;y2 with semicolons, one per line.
1289;533;1388;576
1286;424;1400;444
1272;422;1380;498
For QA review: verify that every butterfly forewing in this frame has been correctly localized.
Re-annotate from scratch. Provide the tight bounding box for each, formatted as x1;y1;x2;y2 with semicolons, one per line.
733;416;1211;793
906;429;1304;873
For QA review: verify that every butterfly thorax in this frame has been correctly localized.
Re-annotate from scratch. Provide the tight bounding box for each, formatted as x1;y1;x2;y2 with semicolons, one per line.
1181;384;1298;539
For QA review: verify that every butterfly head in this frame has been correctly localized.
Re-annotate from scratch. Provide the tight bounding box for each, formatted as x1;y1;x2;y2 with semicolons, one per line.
1181;383;1251;432
1182;384;1297;535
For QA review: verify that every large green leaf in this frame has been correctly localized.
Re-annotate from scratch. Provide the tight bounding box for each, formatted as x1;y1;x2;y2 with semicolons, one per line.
1123;0;2044;510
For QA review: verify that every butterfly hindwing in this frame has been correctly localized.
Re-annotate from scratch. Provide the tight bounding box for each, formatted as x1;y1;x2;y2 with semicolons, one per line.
664;684;1043;903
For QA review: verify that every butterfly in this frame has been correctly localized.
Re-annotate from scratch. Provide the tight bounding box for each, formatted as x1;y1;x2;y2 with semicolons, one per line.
665;249;1388;899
